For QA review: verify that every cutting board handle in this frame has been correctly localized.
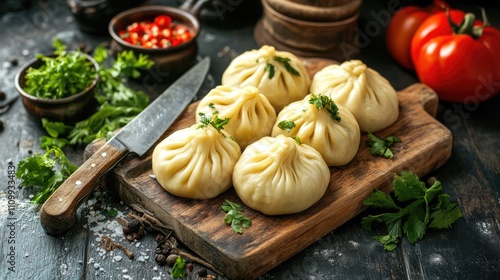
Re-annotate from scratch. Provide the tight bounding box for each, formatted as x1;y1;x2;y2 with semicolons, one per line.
39;139;128;235
401;83;439;117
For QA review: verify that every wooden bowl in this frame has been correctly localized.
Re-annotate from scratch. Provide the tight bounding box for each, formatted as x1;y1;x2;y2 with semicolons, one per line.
108;5;200;74
266;0;362;22
254;0;359;61
14;53;100;124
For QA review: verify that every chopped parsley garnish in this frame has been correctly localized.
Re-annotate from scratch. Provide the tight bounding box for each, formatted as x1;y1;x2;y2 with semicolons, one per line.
221;199;252;234
361;171;463;251
264;56;300;79
309;94;341;122
277;120;296;133
265;62;276;79
367;132;401;159
24;38;97;99
274;56;300;77
197;112;230;133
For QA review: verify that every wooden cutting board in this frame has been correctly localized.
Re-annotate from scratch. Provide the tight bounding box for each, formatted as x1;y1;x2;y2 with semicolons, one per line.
85;59;452;279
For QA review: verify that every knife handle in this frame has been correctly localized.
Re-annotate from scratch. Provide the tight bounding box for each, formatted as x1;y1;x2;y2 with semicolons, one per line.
39;139;128;235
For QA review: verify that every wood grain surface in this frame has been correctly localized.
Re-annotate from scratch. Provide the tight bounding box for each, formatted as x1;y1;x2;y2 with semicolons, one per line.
86;60;453;278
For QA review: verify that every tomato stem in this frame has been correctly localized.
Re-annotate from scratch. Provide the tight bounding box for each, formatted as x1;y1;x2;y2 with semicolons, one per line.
446;9;485;39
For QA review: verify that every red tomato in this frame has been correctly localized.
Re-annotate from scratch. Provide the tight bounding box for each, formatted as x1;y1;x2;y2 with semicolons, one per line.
411;10;500;103
386;0;448;70
154;15;172;28
119;15;194;49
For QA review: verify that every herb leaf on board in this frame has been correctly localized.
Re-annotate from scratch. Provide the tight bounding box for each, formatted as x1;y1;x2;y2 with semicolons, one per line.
367;132;401;159
221;199;252;234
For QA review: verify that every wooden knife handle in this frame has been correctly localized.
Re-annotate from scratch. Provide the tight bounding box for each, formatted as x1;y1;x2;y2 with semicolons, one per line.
39;138;128;235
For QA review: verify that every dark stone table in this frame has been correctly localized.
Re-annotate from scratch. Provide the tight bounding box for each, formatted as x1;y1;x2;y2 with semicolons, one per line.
1;0;499;279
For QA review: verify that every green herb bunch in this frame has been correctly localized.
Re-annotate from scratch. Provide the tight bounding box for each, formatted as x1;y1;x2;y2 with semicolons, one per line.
40;43;154;148
24;38;97;99
361;171;463;251
16;39;155;204
16;147;77;204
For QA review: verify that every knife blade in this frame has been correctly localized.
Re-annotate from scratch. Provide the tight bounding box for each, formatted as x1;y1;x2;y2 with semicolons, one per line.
39;57;210;235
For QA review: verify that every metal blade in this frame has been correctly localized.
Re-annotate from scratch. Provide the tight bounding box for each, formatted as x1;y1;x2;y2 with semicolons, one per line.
112;57;210;156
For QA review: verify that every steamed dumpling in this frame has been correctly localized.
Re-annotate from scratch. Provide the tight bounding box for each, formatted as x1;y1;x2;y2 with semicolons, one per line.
310;60;399;132
196;85;276;149
272;94;360;166
152;124;241;200
233;135;330;215
221;45;311;112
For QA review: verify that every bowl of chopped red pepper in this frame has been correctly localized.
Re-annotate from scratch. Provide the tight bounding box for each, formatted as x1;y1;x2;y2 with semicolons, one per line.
109;5;200;73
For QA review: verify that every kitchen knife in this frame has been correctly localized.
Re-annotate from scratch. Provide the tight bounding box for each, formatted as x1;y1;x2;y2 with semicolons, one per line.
39;57;211;235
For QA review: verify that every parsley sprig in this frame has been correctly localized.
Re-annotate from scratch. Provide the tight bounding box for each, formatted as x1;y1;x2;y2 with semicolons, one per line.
309;94;341;122
16;147;77;204
197;112;230;133
361;171;463;251
221;199;252;234
170;256;187;278
367;132;401;159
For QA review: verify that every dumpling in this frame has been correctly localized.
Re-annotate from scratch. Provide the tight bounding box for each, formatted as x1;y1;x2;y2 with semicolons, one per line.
272;94;360;166
310;60;399;132
196;85;276;149
233;135;330;215
152;123;241;200
221;45;311;112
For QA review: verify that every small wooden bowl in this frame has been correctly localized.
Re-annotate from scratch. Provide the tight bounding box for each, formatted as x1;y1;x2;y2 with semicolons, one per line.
266;0;362;22
254;0;359;61
14;53;100;124
108;5;200;74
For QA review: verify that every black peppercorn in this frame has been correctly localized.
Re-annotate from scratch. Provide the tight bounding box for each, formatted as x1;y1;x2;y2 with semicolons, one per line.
155;254;167;266
127;219;141;231
156;233;166;243
197;268;207;277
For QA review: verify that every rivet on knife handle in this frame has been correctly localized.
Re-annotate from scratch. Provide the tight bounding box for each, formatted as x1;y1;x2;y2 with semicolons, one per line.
39;138;128;235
